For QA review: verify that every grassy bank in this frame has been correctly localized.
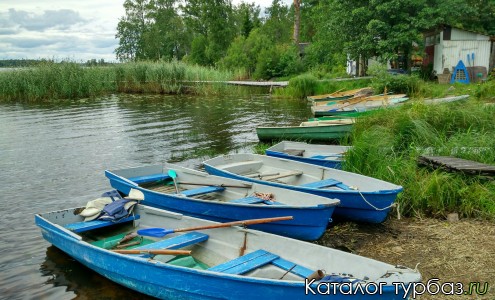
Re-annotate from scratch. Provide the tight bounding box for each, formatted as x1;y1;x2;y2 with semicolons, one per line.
272;73;372;99
257;80;495;220
0;61;237;102
345;98;495;220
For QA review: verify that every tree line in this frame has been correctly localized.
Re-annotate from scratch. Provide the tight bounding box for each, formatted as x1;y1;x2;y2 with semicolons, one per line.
115;0;495;79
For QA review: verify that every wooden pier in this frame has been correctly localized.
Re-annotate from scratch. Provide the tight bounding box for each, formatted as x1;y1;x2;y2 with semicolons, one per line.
182;77;372;88
418;156;495;176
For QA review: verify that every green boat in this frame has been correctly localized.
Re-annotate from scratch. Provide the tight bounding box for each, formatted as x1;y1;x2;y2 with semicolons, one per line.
307;111;372;121
256;119;354;142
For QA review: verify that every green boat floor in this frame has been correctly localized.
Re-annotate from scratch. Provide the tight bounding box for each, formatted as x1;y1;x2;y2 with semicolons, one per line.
91;232;155;249
166;255;209;270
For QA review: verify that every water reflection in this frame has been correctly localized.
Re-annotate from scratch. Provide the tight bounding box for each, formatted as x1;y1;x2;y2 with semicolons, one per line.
40;246;153;299
0;92;310;299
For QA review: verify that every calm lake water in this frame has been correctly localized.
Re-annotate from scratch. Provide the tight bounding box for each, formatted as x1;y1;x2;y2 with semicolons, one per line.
0;92;311;299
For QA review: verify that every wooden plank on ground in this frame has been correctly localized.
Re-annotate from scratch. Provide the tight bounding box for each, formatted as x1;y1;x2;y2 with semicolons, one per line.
418;156;495;175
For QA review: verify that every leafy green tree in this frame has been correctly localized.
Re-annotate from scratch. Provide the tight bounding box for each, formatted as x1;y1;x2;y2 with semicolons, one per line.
146;0;188;60
220;28;271;76
115;0;150;61
235;2;261;38
189;35;209;65
183;0;236;65
261;0;292;44
115;0;187;61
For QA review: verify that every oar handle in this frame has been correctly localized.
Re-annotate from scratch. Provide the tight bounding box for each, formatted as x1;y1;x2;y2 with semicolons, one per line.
174;216;294;233
177;182;252;188
112;249;191;255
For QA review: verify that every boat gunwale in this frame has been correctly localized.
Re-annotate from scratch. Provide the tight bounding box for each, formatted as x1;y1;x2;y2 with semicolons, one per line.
105;170;341;209
35;206;420;292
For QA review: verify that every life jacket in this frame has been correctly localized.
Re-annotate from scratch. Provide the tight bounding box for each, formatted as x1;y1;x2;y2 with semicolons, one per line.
78;190;140;222
98;199;137;222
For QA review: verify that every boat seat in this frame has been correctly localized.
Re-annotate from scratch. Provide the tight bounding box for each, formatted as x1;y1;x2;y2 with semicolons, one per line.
217;160;264;174
135;232;209;258
128;174;171;184
208;250;279;275
301;179;352;190
180;186;225;197
282;149;305;156
208;249;314;278
229;196;284;206
271;257;314;278
65;215;140;233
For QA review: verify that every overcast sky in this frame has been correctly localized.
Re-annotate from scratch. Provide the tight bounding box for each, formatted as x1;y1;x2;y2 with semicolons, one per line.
0;0;288;62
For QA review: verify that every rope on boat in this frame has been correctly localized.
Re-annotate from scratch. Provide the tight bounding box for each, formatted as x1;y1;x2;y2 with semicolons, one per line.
356;190;397;212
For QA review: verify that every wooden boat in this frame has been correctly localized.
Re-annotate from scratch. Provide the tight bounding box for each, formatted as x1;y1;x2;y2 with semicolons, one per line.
35;202;421;299
203;154;403;223
307;110;375;121
307;87;373;102
312;95;409;117
105;164;340;241
265;141;351;169
313;94;407;107
256;119;354;142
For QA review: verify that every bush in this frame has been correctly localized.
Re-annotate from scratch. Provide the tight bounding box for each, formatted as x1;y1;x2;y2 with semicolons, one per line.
286;73;318;98
253;46;281;79
368;63;422;95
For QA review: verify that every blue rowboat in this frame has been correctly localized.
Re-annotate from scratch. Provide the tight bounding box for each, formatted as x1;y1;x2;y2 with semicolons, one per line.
105;164;340;241
266;141;352;169
35;202;421;299
203;154;403;223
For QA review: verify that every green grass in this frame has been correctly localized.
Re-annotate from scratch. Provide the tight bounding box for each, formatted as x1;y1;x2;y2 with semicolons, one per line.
0;61;115;101
343;99;495;220
0;60;237;102
253;142;273;155
273;73;372;99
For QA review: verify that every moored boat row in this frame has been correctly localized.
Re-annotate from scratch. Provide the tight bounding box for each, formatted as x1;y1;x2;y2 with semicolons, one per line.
36;86;423;298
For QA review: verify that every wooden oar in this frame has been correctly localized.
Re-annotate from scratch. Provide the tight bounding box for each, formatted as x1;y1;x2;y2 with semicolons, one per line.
245;172;280;178
262;170;303;181
168;170;180;193
137;216;294;237
329;96;368;112
113;249;191;255
176;181;252;188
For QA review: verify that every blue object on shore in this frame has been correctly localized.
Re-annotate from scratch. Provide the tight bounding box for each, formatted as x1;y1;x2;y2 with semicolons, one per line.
450;60;470;84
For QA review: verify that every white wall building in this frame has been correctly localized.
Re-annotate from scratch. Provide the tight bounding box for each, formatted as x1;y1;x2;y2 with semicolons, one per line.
423;25;492;78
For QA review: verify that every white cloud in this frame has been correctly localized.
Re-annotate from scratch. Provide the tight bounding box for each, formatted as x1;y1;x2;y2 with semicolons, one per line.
0;0;291;62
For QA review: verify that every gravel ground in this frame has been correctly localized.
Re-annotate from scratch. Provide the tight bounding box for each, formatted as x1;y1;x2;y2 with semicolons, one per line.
317;217;495;299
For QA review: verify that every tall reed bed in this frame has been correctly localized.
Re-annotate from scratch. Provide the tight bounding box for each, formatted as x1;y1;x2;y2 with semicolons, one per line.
0;60;237;102
344;100;495;219
114;60;237;95
0;62;115;101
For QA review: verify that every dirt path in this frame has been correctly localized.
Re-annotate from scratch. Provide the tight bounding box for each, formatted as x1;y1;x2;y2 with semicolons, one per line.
318;218;495;299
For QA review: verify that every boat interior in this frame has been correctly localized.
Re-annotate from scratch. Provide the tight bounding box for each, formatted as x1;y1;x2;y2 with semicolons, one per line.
268;142;350;160
205;155;398;192
38;204;420;285
108;166;338;207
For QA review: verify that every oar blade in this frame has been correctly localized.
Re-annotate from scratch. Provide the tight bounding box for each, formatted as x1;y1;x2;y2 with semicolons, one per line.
137;228;174;237
167;169;178;179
